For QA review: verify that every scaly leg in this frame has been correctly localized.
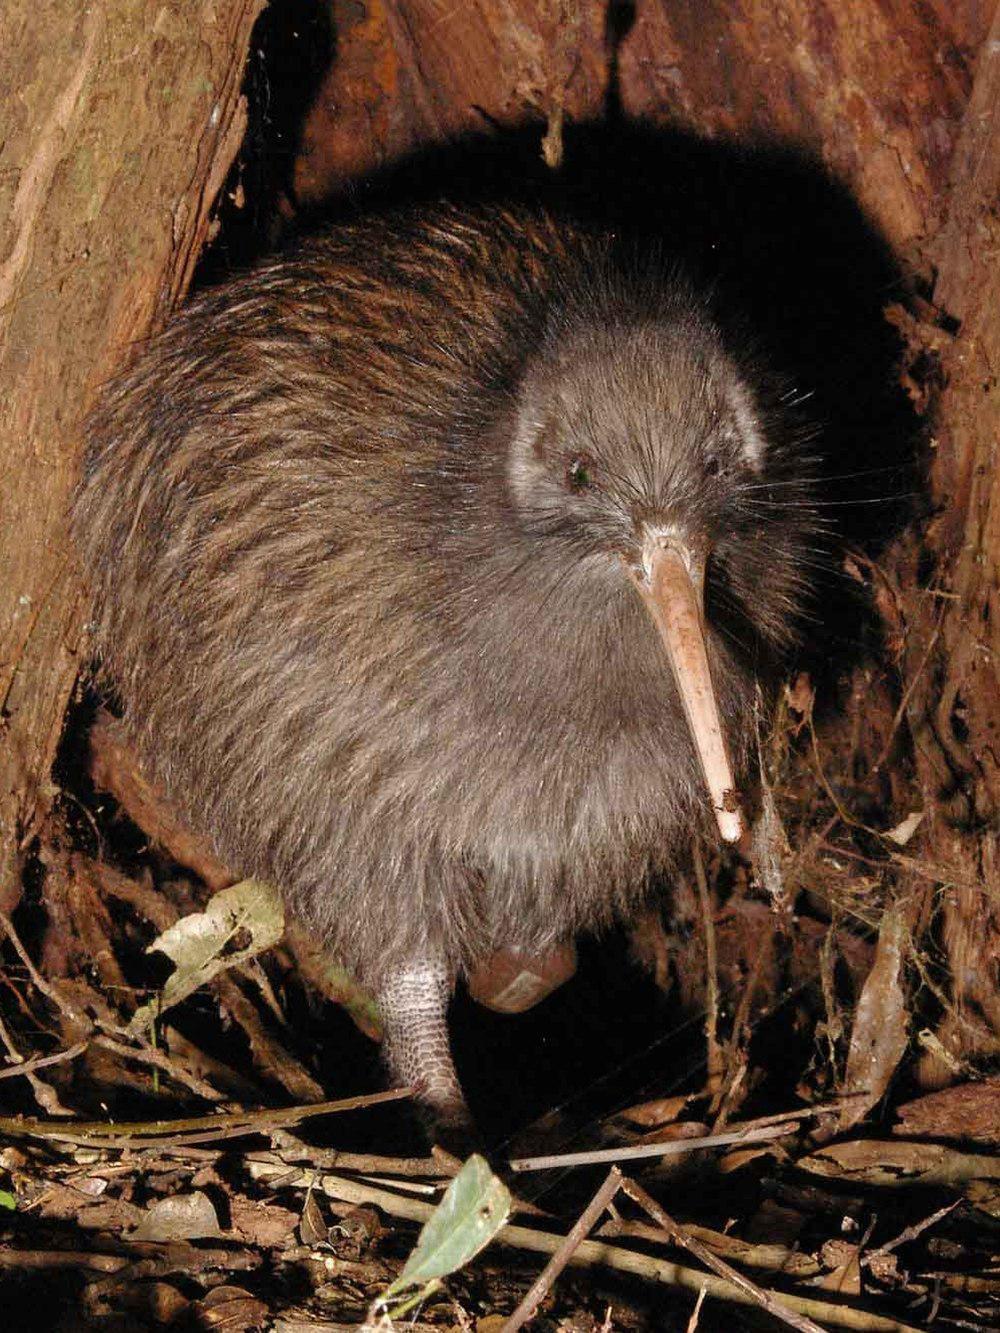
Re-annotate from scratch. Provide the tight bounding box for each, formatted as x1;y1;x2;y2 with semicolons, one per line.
377;956;476;1152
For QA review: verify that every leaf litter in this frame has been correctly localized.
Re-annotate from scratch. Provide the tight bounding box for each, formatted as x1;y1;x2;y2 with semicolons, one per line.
1;623;1000;1329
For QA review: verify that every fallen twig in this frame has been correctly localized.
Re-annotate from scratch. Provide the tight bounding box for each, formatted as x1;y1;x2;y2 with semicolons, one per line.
0;1086;413;1148
0;1039;88;1081
508;1121;796;1172
248;1161;928;1332
692;841;723;1099
620;1174;826;1333
863;1200;961;1263
500;1168;622;1332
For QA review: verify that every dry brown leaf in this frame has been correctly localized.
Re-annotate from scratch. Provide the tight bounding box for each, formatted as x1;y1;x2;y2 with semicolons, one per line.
884;811;924;846
839;907;909;1130
818;1239;862;1294
615;1094;694;1129
299;1190;328;1247
35;1183;143;1231
785;672;815;724
798;1138;1000;1188
131;1190;223;1242
191;1284;269;1331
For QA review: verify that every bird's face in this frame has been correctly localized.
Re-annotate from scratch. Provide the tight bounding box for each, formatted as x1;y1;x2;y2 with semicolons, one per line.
507;319;817;844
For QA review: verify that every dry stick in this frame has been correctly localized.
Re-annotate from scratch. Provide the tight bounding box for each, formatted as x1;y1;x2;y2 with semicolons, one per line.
620;1175;827;1333
711;916;772;1132
0;912;87;1117
0;1039;88;1080
500;1168;622;1333
825;840;977;890
248;1162;926;1333
259;1106;850;1191
726;1097;863;1131
685;1287;707;1333
509;1119;796;1173
0;1086;413;1147
0;1011;29;1067
0;905;225;1104
869;617;942;776
0;909;82;1019
0;1250;127;1273
81;1245;259;1302
101;1013;266;1105
786;810;841;887
255;1138;445;1179
863;1200;960;1263
357;1173;441;1197
92;1033;222;1103
596;1217;821;1280
691;840;723;1099
275;1322;441;1333
5;886;261;1105
0;1008;72;1116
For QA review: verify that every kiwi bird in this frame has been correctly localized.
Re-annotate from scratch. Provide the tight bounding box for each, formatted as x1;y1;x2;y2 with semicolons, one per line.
73;201;818;1141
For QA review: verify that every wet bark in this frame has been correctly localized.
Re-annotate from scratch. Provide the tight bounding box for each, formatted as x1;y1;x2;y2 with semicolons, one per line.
0;0;263;909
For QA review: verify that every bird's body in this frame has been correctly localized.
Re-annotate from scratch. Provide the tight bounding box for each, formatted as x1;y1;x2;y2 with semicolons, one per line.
74;202;818;1136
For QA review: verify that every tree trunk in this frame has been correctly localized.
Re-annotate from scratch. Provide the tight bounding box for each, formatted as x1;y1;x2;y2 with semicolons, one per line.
903;10;1000;1079
0;0;263;909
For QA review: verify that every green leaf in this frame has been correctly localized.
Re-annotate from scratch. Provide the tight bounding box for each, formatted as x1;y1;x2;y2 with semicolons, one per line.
384;1154;511;1300
129;879;284;1034
0;1190;16;1211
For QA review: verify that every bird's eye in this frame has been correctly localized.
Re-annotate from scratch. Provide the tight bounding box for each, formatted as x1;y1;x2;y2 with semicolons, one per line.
565;455;593;491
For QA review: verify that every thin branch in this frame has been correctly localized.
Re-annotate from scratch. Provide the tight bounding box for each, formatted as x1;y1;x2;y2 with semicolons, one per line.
620;1175;826;1333
0;1039;88;1080
0;909;82;1020
863;1200;960;1263
508;1122;796;1173
501;1168;622;1332
0;1086;413;1147
692;841;723;1098
248;1160;929;1333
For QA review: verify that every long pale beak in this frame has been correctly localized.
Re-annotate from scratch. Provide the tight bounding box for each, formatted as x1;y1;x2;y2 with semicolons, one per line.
626;534;745;844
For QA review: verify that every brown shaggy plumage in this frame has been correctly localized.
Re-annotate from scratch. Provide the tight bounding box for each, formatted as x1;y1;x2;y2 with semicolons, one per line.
73;201;819;1086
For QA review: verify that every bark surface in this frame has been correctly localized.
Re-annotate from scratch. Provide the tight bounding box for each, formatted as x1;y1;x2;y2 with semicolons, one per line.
0;0;263;907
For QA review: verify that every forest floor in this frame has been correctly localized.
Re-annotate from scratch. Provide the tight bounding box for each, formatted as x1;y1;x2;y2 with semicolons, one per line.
2;634;999;1332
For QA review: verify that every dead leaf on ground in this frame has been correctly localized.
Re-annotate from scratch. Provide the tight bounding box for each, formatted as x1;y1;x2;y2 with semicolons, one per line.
131;1190;223;1242
129;880;285;1034
885;810;924;846
614;1094;694;1129
818;1239;862;1294
35;1183;143;1231
798;1139;1000;1188
839;907;909;1130
189;1284;269;1331
298;1190;328;1247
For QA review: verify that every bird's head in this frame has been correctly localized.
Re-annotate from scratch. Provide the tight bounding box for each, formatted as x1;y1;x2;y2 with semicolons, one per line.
506;291;819;844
